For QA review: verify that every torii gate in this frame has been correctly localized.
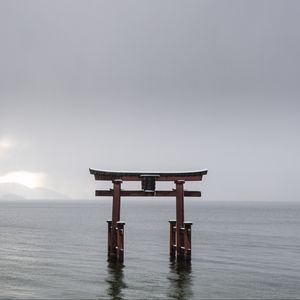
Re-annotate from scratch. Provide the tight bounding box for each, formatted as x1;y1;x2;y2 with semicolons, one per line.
89;169;208;262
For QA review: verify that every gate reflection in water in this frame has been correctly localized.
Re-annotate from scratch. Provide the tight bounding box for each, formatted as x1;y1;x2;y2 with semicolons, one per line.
105;260;192;300
106;262;127;300
168;261;193;300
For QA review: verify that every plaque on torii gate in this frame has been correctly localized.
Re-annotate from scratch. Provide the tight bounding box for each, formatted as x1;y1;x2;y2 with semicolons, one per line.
89;169;208;262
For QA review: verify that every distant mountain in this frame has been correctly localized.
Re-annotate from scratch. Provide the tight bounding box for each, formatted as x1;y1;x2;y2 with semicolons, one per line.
0;193;25;201
0;182;69;200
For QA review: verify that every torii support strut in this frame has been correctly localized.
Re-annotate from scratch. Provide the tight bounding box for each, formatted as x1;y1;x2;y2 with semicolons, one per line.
90;169;208;262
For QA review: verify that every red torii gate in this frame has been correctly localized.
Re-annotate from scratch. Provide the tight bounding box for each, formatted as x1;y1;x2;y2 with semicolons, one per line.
89;169;208;262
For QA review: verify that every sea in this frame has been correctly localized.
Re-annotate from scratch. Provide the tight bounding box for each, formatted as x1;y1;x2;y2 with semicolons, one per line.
0;200;299;299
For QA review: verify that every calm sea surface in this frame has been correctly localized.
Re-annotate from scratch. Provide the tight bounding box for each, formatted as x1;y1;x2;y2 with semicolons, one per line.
0;200;299;299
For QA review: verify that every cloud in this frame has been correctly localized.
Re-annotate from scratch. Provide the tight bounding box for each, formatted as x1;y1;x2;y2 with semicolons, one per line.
0;171;46;188
0;137;17;157
0;137;16;150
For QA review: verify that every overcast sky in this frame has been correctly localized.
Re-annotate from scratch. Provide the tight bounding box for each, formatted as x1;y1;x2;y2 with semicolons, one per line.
0;0;299;200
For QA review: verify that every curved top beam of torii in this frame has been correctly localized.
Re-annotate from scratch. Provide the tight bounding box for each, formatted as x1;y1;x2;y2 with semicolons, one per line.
89;169;208;181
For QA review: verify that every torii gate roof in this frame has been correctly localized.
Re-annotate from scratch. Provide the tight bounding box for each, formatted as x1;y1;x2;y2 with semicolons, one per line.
89;169;208;181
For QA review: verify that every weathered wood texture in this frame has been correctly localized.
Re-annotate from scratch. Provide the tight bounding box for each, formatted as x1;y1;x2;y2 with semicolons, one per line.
110;180;122;258
184;222;192;259
95;190;201;197
107;220;112;255
176;180;185;258
90;169;208;181
169;220;192;261
116;221;125;262
169;220;176;258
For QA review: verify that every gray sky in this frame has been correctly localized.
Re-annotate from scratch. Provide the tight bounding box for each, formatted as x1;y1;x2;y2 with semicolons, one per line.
0;0;299;200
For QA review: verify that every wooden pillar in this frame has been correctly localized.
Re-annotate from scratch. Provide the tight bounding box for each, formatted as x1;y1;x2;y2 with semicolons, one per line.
107;220;112;256
175;180;185;259
183;222;192;260
169;220;176;258
116;221;125;262
110;179;122;258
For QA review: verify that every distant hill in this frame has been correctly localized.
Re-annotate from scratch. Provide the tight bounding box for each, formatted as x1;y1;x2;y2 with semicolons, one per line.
0;193;25;201
0;182;69;200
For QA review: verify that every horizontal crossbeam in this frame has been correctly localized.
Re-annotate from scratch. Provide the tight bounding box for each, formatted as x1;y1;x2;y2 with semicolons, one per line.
95;190;201;197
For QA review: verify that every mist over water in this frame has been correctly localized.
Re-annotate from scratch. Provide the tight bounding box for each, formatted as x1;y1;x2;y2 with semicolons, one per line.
0;200;299;299
1;1;300;298
1;0;300;201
